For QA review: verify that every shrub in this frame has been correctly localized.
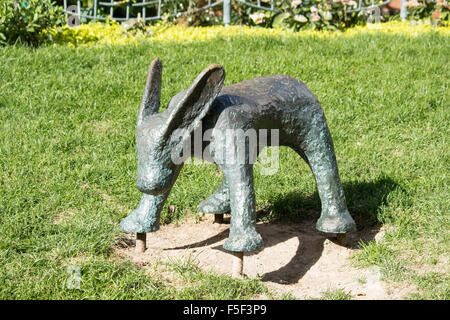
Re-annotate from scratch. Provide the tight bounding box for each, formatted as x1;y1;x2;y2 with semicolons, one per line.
247;0;365;31
166;0;223;26
0;0;64;46
169;0;380;31
173;0;450;30
404;0;449;25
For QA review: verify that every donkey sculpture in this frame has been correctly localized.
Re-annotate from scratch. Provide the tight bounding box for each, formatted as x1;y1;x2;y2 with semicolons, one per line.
120;58;356;274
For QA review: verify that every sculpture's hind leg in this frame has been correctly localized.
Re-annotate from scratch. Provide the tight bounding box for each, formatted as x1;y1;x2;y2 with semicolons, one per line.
292;109;356;234
197;176;231;220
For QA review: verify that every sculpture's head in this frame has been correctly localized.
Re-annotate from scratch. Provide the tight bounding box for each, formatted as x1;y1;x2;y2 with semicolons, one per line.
135;58;225;195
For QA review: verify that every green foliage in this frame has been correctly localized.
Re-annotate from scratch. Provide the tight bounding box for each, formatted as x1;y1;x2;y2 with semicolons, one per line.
409;272;450;299
404;0;449;25
46;0;450;33
0;0;64;46
320;288;353;300
246;0;366;31
161;0;223;26
171;0;383;31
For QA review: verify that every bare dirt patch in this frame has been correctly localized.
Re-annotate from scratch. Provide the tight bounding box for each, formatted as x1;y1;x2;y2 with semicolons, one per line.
115;215;414;299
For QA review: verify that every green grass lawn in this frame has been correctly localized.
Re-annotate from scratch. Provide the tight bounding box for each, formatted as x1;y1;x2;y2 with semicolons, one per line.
0;29;448;299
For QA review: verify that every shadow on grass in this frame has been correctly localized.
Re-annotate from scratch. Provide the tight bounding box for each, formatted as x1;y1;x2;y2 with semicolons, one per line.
260;176;401;229
131;176;401;284
256;176;401;284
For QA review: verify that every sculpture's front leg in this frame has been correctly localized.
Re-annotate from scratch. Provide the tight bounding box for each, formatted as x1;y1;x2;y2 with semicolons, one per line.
221;164;263;252
120;192;169;233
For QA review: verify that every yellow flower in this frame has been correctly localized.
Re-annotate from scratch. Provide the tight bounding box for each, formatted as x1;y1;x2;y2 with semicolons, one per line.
44;21;450;47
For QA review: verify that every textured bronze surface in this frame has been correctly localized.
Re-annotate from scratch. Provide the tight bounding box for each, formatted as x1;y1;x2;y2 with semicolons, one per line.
120;58;356;253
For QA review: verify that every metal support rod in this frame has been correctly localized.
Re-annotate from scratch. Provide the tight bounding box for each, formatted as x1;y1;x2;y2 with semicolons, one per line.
158;0;161;18
136;232;146;253
231;251;244;278
77;0;81;19
400;0;408;21
214;214;224;224
336;233;347;246
223;0;231;26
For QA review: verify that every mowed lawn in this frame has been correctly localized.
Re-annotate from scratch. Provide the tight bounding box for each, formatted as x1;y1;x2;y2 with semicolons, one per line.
0;28;448;299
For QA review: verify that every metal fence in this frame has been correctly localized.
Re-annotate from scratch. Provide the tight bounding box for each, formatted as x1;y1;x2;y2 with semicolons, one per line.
63;0;403;26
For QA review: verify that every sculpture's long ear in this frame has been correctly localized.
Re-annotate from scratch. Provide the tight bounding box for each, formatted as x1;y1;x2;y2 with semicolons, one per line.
137;58;162;126
164;64;225;137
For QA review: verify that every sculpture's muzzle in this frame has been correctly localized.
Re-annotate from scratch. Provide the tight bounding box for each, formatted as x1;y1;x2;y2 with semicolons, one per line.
136;163;175;195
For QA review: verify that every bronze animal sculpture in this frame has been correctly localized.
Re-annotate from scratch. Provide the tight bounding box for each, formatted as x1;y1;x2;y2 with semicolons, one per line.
120;58;356;274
